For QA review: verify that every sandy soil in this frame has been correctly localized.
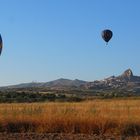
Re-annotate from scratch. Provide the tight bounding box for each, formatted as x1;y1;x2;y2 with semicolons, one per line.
0;133;139;140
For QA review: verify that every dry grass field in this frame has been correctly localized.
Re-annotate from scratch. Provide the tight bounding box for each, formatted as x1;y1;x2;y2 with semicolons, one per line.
0;99;140;136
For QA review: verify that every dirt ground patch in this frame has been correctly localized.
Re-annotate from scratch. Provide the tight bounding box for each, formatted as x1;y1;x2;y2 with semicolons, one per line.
0;133;139;140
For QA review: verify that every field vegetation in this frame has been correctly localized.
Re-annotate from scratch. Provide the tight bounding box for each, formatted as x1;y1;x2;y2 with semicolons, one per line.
0;89;137;103
0;99;140;136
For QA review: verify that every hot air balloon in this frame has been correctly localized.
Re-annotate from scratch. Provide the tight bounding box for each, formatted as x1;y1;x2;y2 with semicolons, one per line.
101;29;113;45
0;34;2;55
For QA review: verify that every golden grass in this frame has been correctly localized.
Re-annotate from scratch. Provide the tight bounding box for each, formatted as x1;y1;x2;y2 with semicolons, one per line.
0;99;140;135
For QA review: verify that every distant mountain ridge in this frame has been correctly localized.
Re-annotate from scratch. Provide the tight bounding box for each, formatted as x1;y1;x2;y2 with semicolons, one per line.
3;78;87;89
2;69;140;91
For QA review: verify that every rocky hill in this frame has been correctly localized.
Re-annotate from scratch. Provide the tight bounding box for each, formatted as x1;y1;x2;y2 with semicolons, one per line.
82;69;140;92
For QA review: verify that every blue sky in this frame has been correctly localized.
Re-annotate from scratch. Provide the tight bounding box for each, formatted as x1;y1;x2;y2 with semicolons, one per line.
0;0;140;86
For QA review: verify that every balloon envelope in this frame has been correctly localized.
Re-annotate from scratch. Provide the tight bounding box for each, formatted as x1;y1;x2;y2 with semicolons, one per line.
101;29;113;43
0;34;2;55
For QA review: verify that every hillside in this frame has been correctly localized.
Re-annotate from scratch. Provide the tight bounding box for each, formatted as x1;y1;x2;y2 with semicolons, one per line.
0;69;140;102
